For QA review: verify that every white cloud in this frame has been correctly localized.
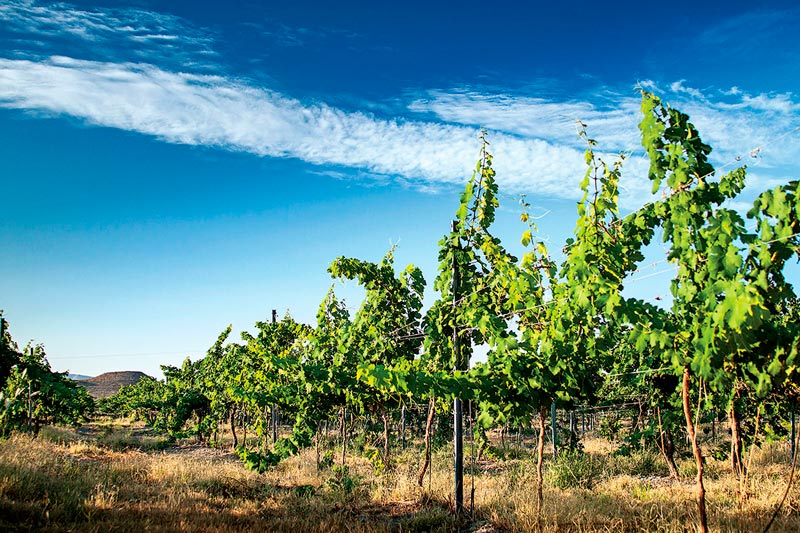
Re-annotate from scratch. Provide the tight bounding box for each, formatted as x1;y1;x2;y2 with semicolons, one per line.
0;2;797;213
659;87;800;169
0;1;200;42
0;0;217;68
669;80;706;100
0;56;600;201
407;83;800;189
1;53;796;211
738;93;799;114
408;89;643;152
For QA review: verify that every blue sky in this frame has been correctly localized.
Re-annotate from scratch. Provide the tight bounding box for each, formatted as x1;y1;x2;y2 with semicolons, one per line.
1;0;799;377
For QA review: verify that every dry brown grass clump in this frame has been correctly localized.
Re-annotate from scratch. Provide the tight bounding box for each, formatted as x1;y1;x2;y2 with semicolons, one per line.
0;425;458;532
1;423;799;532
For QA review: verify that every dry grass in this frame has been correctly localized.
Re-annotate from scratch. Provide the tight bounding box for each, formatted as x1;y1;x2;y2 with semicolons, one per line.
1;423;799;532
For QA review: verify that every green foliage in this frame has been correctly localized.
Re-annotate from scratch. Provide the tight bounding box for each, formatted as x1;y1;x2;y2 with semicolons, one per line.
320;449;335;469
329;249;425;402
364;447;386;475
546;449;605;490
424;138;514;377
611;449;666;477
326;464;357;494
293;484;316;497
236;446;280;473
100;375;164;425
631;91;800;404
598;415;622;443
0;314;94;437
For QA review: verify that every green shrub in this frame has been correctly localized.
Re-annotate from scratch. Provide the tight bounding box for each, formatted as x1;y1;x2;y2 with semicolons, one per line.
709;442;729;462
235;446;280;473
598;415;622;442
319;449;335;469
294;484;315;497
351;431;367;453
546;450;607;489
364;447;385;475
611;449;666;477
326;464;357;494
483;444;506;461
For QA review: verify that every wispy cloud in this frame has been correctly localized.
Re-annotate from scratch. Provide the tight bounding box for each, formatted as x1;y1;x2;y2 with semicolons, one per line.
669;80;705;100
0;55;597;200
0;0;217;69
408;82;800;185
407;89;643;152
0;2;797;212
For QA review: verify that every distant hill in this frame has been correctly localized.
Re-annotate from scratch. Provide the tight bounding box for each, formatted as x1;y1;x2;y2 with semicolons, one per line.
77;371;150;399
68;373;92;381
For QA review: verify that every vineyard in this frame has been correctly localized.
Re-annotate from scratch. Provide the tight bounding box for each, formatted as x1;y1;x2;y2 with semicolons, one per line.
2;92;800;532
